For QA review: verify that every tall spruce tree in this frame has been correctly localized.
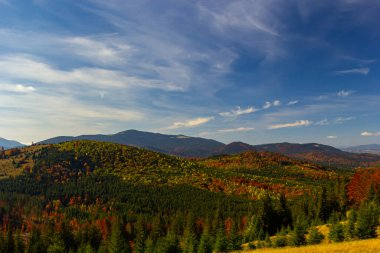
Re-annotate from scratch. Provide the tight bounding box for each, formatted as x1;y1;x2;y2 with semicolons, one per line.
109;220;130;253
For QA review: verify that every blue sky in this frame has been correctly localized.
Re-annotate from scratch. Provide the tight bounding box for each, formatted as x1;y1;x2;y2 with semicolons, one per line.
0;0;379;146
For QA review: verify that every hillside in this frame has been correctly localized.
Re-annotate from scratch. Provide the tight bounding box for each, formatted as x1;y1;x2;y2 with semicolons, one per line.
218;142;380;168
39;130;380;167
0;140;375;253
39;129;225;157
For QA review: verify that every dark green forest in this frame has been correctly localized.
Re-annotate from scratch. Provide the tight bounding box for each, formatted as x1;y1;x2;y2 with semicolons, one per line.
0;140;379;252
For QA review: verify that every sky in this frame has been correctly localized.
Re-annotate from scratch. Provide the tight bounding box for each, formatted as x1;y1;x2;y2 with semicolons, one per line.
0;0;379;147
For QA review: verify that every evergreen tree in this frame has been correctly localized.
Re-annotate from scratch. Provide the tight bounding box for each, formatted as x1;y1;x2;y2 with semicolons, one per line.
47;234;66;253
227;219;241;251
288;222;306;247
213;223;228;253
26;228;46;253
344;209;356;241
151;216;165;242
109;220;130;253
182;213;198;253
329;223;344;242
355;201;379;239
197;232;212;253
144;237;155;253
157;230;180;253
306;227;324;245
14;230;25;253
316;187;329;223
134;216;146;253
4;225;14;253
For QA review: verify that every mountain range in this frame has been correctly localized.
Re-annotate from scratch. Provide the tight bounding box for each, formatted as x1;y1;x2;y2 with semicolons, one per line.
0;137;24;149
342;144;380;155
38;130;380;168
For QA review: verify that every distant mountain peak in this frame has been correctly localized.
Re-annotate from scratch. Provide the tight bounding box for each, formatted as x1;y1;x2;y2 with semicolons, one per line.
0;137;24;149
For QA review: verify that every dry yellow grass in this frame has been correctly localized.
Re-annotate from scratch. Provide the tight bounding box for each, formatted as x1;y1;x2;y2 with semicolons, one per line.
0;145;45;178
241;238;380;253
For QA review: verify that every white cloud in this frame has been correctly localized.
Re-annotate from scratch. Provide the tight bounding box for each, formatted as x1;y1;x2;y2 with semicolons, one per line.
327;135;337;139
337;90;354;97
315;119;329;125
168;117;214;129
268;120;312;130
217;127;255;133
60;36;132;65
361;131;380;137
263;101;271;109
219;106;258;117
335;116;355;123
334;67;369;75
0;83;36;93
0;55;184;91
273;100;281;106
287;100;299;105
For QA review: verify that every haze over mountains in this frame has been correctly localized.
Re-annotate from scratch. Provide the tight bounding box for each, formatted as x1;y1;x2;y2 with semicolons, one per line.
37;129;380;167
0;137;24;149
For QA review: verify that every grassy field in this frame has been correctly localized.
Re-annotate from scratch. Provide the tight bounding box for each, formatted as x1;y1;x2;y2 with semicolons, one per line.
242;238;380;253
0;145;44;178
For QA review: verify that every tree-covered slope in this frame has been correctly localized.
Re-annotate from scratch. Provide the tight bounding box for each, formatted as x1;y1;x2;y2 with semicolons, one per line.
0;140;376;253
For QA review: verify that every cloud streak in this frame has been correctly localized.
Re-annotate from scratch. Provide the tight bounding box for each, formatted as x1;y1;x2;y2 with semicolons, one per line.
219;106;258;117
0;55;184;91
361;131;380;137
334;67;370;75
268;120;312;129
337;90;354;97
168;117;214;129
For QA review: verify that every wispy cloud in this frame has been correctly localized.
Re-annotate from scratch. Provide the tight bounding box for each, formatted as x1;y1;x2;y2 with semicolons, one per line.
334;67;370;75
167;117;214;129
200;127;255;136
268;120;312;130
263;101;272;109
337;90;354;97
0;83;36;93
217;127;255;133
273;100;281;106
219;106;258;117
327;135;337;139
315;119;329;126
287;100;299;105
361;131;380;137
335;116;355;123
0;55;184;91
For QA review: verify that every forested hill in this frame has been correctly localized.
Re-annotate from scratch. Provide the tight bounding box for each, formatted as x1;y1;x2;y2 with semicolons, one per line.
38;130;380;167
38;129;225;157
0;140;378;253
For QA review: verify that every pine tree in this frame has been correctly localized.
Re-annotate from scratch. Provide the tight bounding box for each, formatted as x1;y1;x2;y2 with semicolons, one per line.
307;227;324;245
329;223;344;242
316;187;329;223
344;209;356;241
197;231;212;253
182;213;198;253
288;222;306;247
4;225;14;253
213;223;228;253
355;201;379;239
144;237;155;253
109;219;130;253
14;230;25;253
26;227;46;253
134;216;146;253
227;219;241;251
47;234;66;253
